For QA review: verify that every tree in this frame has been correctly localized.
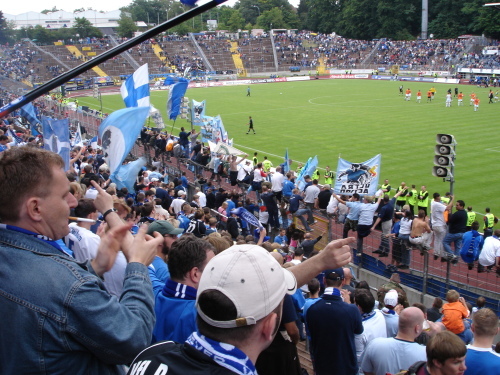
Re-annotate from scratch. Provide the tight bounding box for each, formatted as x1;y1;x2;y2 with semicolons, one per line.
376;0;420;39
337;0;378;39
475;5;500;39
256;8;286;31
30;25;54;44
72;17;102;38
0;11;16;44
41;7;60;14
226;10;245;32
116;14;137;38
301;0;341;34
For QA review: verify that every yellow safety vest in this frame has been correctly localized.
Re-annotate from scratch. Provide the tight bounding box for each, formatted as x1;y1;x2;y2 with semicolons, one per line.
467;211;476;227
484;213;495;229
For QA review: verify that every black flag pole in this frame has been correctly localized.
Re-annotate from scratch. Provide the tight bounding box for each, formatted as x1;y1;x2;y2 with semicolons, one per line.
0;0;227;118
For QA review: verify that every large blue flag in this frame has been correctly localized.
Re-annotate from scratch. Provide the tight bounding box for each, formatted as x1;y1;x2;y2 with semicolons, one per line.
191;99;206;126
20;102;41;136
296;156;318;191
98;107;150;175
165;76;189;121
41;117;71;171
282;148;290;173
334;154;381;196
112;157;147;193
120;63;150;108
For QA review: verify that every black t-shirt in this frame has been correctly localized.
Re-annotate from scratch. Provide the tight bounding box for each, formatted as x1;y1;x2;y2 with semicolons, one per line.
448;209;467;234
317;190;332;209
127;342;236;375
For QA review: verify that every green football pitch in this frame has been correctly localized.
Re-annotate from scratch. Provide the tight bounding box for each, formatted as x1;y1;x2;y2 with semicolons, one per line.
76;78;500;216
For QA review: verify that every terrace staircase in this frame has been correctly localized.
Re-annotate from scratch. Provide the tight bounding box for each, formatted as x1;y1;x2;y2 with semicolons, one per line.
318;56;327;74
65;45;108;77
270;35;279;72
361;39;382;67
230;41;246;77
108;34;140;71
152;43;170;66
30;40;71;72
189;33;214;71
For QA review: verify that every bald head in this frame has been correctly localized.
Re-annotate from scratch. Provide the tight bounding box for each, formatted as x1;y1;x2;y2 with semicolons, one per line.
398;307;425;338
270;251;284;266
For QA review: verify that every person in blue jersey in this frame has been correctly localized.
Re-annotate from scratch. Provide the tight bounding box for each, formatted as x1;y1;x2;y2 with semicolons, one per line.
465;308;500;375
152;234;216;344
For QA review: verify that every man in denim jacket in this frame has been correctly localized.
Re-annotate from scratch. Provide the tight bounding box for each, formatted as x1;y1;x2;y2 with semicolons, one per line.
0;147;163;374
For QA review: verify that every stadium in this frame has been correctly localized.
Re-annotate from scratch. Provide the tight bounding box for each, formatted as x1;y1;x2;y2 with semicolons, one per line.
1;0;500;372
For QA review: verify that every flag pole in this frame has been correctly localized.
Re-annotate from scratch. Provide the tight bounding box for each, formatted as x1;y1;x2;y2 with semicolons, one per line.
0;0;227;118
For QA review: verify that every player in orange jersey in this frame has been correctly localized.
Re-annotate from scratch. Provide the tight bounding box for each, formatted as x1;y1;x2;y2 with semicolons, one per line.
470;92;476;106
474;97;480;111
457;92;464;106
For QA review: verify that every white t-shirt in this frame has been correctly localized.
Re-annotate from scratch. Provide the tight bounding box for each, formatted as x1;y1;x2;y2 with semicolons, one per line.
171;198;186;215
399;218;413;235
271;172;285;192
237;163;253;181
65;223;127;297
358;203;379;226
197;192;207;208
478;236;500;266
431;200;447;227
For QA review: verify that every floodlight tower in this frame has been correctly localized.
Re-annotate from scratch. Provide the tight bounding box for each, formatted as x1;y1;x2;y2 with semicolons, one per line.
421;0;428;39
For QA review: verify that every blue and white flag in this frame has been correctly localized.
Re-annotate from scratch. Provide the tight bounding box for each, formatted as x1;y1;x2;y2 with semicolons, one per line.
41;117;71;171
112;157;147;193
165;76;189;121
334;154;381;196
296;156;318;191
200;116;214;143
283;148;290;173
191;99;206;126
212;115;228;143
98;107;150;175
20;102;41;136
230;207;263;229
71;123;84;148
90;135;99;149
7;128;23;145
120;63;150;108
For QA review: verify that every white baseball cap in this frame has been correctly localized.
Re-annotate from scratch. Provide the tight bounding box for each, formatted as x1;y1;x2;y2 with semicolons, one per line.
384;289;399;308
196;244;297;328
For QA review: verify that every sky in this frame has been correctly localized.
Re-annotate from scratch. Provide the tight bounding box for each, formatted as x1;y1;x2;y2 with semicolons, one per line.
2;0;299;16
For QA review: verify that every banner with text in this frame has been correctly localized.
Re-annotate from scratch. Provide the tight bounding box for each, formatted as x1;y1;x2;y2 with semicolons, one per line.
334;154;381;196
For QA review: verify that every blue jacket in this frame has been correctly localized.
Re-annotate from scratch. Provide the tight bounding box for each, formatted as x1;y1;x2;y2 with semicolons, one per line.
460;230;484;263
152;279;198;344
0;227;155;374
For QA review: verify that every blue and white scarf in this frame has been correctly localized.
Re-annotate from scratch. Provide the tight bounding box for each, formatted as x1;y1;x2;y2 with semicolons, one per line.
323;287;342;297
361;310;377;321
186;331;257;375
162;279;197;300
0;224;73;257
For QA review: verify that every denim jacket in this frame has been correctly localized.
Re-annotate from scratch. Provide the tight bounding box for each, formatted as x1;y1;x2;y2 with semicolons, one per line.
0;227;155;374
